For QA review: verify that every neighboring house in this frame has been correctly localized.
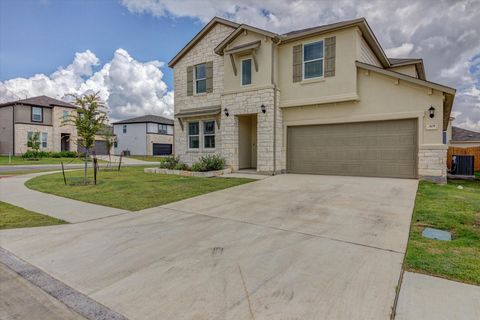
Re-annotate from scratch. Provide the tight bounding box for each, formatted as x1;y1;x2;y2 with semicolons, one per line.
168;17;456;183
0;95;78;155
113;115;174;156
449;126;480;148
77;124;115;156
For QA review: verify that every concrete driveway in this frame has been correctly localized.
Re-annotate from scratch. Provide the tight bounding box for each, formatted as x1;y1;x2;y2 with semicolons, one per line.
0;174;418;319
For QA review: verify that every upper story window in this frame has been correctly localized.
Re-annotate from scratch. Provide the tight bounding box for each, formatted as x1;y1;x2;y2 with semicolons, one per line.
203;121;215;149
159;124;168;135
303;40;324;79
147;123;158;133
123;124;127;133
195;63;207;94
32;106;43;122
241;59;252;86
63;110;69;122
188;122;199;149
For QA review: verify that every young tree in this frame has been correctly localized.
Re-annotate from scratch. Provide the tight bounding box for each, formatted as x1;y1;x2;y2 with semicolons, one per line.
64;92;108;184
26;132;41;159
100;125;116;166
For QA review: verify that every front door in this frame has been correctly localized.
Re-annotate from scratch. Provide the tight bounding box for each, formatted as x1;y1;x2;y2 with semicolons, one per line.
238;114;257;169
61;134;70;152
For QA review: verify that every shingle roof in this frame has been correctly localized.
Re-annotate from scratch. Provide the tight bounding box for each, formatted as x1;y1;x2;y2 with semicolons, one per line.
0;95;77;108
113;115;174;125
452;126;480;141
389;58;422;65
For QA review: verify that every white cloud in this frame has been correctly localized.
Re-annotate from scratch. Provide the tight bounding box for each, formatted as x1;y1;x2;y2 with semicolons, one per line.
385;43;414;58
0;49;173;122
121;0;480;130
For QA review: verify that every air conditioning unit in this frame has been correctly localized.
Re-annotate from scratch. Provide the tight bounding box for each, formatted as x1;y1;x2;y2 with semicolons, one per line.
451;155;474;176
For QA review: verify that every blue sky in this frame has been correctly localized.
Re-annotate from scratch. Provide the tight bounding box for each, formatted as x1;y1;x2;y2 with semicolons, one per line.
0;0;479;129
0;0;197;88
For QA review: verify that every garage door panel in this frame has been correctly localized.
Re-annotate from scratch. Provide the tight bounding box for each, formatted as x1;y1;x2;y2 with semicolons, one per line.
287;119;417;179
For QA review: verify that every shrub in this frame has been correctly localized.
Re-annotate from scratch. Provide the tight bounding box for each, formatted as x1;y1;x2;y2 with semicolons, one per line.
173;162;188;170
159;155;185;170
191;154;225;172
22;150;49;159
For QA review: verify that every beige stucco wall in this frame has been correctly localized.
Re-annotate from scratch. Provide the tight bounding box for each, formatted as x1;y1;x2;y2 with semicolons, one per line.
14;104;53;125
282;67;446;181
146;134;173;155
0;106;14;154
277;28;359;107
223;32;273;93
389;65;418;78
359;35;381;67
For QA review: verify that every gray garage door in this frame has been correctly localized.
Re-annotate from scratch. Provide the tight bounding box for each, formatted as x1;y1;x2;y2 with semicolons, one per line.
78;140;109;155
287;119;417;178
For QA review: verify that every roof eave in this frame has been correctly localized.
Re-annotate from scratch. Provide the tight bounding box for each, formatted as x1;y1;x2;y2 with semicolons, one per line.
215;24;280;55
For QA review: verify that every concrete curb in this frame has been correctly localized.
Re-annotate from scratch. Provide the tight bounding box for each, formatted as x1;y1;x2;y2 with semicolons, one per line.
0;247;128;320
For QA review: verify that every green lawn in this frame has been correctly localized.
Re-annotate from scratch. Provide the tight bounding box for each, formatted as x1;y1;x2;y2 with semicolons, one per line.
405;178;480;285
26;166;253;211
0;156;87;165
0;201;67;229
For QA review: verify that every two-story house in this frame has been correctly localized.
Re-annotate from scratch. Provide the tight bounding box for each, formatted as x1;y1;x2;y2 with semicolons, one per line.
113;115;174;156
0;95;78;155
169;17;455;183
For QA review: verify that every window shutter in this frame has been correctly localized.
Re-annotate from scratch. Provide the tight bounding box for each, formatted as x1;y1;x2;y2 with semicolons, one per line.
187;66;193;96
324;36;336;77
206;61;213;93
292;44;303;82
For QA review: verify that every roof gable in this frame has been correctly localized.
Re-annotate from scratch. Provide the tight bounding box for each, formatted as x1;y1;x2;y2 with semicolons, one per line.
113;115;174;125
168;17;238;67
452;126;480;142
215;24;279;55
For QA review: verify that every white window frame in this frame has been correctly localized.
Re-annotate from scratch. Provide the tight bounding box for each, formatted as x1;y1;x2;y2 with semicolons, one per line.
241;58;252;86
302;39;325;80
159;124;168;135
63;110;69;122
41;132;48;149
147;123;158;134
203;120;216;150
194;63;207;95
187;121;200;150
32;106;43;122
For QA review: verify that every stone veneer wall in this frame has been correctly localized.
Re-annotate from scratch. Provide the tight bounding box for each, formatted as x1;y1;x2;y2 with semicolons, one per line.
173;23;235;165
52;107;78;152
14;124;54;155
418;146;447;184
221;87;277;173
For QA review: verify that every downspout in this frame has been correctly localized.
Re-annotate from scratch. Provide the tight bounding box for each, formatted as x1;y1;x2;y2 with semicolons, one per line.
271;41;278;175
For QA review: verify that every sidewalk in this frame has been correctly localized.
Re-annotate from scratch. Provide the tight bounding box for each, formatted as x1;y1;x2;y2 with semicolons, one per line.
396;271;480;320
0;172;128;223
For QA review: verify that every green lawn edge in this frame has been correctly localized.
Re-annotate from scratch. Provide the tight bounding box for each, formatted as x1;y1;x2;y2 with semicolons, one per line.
0;201;67;230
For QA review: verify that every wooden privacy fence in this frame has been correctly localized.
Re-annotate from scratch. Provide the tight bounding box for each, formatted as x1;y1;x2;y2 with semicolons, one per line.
447;146;480;171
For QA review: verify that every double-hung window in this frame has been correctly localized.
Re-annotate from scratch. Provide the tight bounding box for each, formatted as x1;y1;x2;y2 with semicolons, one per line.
195;63;207;94
303;40;324;79
41;132;48;148
188;122;199;149
32;106;43;122
147;123;158;133
63;110;69;122
241;59;252;85
203;121;215;149
159;124;168;135
123;124;127;133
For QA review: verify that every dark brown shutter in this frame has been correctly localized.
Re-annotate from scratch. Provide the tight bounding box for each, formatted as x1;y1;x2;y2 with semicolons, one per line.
324;37;336;77
187;66;193;96
293;44;303;82
206;61;213;93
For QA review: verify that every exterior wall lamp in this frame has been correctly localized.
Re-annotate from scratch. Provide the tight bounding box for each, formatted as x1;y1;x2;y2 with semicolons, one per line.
224;108;229;117
428;106;435;118
260;104;266;114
